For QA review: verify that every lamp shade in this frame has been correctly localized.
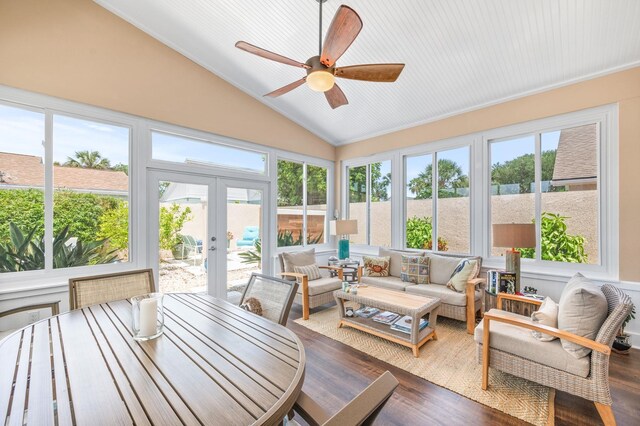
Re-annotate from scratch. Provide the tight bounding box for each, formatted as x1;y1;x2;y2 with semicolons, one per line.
492;223;535;248
330;220;358;236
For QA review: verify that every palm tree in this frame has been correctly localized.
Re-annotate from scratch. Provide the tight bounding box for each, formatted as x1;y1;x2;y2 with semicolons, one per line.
408;159;468;199
63;150;111;169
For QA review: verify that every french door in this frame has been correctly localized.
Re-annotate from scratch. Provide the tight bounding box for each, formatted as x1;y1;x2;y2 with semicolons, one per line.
148;170;269;299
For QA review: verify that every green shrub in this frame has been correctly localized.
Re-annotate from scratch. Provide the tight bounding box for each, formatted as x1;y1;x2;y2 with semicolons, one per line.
520;212;587;263
98;200;129;252
0;189;44;243
406;216;448;251
159;203;193;250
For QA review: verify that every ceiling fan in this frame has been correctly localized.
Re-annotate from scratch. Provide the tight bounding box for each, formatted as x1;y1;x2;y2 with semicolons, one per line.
235;0;405;109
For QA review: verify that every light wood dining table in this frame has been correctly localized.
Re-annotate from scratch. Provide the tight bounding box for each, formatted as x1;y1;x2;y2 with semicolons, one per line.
0;293;305;425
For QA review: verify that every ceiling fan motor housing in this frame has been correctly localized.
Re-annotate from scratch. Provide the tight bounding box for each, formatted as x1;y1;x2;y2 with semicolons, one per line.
305;56;336;92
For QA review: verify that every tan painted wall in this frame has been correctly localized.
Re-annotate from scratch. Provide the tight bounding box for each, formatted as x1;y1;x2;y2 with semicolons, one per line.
0;0;334;160
336;67;640;281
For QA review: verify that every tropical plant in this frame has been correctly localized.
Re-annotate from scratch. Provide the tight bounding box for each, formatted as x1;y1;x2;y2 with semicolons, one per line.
519;212;587;263
276;230;324;247
63;150;111;169
238;238;262;266
408;159;469;199
0;222;117;272
159;203;193;250
405;216;448;251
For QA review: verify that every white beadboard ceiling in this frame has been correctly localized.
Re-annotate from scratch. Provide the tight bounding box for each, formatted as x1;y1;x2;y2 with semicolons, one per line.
95;0;640;145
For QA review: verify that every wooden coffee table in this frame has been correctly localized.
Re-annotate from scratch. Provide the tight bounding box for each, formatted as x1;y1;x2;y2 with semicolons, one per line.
334;286;441;357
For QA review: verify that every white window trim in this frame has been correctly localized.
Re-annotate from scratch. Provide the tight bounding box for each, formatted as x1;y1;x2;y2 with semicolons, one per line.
482;104;618;280
0;84;335;293
342;153;394;250
341;104;618;281
275;155;335;253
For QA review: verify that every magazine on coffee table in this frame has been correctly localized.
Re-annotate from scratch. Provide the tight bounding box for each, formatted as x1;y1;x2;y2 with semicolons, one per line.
355;306;380;318
372;311;400;324
390;315;429;334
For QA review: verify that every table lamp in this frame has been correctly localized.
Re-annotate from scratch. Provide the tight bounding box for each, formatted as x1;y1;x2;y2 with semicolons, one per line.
492;223;536;292
330;219;358;260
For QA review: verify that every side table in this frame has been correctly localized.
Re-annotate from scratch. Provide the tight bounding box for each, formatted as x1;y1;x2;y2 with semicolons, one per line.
484;290;542;317
328;260;360;282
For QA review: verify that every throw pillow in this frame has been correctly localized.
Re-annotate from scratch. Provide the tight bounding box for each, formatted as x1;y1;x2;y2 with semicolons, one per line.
531;297;559;342
400;255;430;284
293;264;321;281
363;256;390;277
557;273;608;358
239;297;263;316
446;259;479;292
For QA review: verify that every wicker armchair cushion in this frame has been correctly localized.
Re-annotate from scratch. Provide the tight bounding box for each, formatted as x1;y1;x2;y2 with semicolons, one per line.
280;249;316;281
360;275;415;292
475;309;590;377
296;277;342;296
558;273;608;358
406;284;482;307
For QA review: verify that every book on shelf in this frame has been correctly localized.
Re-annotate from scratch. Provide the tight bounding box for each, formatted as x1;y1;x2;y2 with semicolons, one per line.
372;311;400;324
389;315;429;334
355;306;380;318
486;270;517;294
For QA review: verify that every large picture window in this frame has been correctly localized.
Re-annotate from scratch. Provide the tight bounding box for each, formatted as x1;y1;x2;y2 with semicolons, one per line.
347;161;391;247
0;103;131;273
277;159;328;247
490;123;600;265
405;147;470;254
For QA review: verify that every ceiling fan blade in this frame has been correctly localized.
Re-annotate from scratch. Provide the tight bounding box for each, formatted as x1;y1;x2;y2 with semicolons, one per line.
335;63;405;82
324;83;348;109
264;78;306;98
320;6;363;67
235;41;310;69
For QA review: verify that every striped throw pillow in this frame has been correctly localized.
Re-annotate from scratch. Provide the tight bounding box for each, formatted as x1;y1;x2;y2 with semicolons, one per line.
293;264;321;281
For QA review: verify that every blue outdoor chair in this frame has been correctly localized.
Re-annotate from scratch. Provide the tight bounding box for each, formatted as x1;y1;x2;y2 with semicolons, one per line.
236;226;260;247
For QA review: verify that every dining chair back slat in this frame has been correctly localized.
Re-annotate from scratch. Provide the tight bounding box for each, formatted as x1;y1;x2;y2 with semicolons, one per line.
240;273;298;326
69;269;155;310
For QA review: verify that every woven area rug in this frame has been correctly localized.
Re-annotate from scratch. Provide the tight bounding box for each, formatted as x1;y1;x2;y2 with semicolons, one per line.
295;307;554;426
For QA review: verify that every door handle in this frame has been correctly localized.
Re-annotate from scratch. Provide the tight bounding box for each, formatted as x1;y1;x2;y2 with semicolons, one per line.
209;246;216;251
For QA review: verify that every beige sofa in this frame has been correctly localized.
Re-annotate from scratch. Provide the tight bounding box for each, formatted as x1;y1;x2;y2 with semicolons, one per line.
358;248;485;334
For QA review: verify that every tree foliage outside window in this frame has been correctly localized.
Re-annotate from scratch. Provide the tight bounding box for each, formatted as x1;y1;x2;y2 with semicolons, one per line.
349;163;391;202
405;216;448;251
408;158;469;199
491;150;561;194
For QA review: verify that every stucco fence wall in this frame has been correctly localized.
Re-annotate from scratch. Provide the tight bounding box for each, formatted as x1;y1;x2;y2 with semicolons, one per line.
166;203;327;250
348;190;599;263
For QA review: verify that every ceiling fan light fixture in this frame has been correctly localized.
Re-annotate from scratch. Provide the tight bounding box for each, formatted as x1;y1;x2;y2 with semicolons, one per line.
306;70;335;92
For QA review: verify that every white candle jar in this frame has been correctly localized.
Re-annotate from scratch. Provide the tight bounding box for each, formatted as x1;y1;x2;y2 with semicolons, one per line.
132;293;164;341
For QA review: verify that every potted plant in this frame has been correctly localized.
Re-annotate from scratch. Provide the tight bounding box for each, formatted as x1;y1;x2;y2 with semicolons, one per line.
613;306;636;354
159;204;192;260
227;231;234;249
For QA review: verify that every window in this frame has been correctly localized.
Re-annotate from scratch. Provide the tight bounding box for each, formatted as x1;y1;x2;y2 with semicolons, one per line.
277;159;328;247
405;147;470;253
489;123;600;265
347;161;391;247
0;103;131;273
152;131;267;174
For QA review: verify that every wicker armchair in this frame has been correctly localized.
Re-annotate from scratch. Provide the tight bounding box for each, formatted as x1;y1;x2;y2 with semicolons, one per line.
239;273;298;326
476;285;633;426
278;253;344;320
69;269;155;310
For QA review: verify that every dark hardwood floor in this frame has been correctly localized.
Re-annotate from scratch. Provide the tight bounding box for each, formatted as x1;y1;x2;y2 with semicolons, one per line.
287;304;640;425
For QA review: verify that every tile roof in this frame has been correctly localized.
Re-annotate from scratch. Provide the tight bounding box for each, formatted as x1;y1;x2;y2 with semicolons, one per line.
551;124;598;184
0;152;128;193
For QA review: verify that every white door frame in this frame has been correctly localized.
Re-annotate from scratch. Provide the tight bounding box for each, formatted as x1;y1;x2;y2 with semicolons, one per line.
215;178;270;299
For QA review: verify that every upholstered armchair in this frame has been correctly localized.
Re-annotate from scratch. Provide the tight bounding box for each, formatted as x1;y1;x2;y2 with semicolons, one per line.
476;285;633;426
278;250;344;320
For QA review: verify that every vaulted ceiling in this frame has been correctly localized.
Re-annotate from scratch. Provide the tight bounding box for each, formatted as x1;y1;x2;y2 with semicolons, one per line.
96;0;640;145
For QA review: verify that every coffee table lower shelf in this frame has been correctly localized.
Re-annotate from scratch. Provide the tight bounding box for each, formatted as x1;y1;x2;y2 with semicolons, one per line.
338;316;437;357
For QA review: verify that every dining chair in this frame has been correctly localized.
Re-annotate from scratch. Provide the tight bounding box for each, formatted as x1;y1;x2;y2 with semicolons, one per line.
69;268;155;310
239;273;298;326
0;301;61;341
291;371;399;426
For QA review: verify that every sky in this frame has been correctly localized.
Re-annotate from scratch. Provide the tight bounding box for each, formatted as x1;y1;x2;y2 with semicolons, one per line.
0;103;266;172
